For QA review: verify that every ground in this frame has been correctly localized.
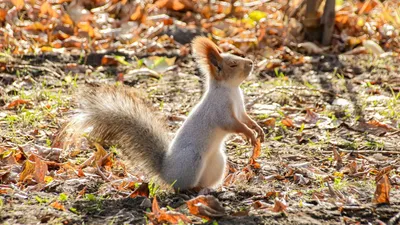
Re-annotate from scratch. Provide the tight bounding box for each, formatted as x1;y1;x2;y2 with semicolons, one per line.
1;0;400;224
1;52;399;225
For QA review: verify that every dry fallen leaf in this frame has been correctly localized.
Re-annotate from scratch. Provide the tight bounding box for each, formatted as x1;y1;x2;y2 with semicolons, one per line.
50;201;65;211
0;9;6;22
147;197;191;224
281;117;294;128
40;2;59;18
252;200;269;209
93;143;108;167
249;138;261;169
6;99;32;109
101;55;119;66
19;154;48;184
11;0;24;10
264;118;276;128
155;0;194;11
373;174;391;204
271;198;288;212
304;109;318;124
129;182;150;198
367;120;394;131
186;195;226;220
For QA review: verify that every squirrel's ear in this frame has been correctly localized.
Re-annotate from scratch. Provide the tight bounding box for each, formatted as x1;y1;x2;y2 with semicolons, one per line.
192;36;223;79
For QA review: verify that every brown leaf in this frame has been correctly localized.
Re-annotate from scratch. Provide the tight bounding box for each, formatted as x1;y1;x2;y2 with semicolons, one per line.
147;197;191;224
77;186;87;198
19;157;35;182
6;99;32;109
304;109;318;124
252;200;269;209
331;146;343;170
77;22;96;38
61;13;74;26
373;174;391;204
271;198;288;212
93;143;107;167
19;154;48;184
40;2;59;18
50;201;65;211
186;195;226;219
357;0;377;14
281;117;294;128
367;120;394;131
11;0;24;10
155;0;194;11
264;118;276;128
101;55;119;66
376;166;393;182
249;138;261;169
130;182;150;198
0;9;6;22
130;5;144;21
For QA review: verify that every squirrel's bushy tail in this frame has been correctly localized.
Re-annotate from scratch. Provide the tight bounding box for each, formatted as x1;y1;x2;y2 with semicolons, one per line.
66;85;169;176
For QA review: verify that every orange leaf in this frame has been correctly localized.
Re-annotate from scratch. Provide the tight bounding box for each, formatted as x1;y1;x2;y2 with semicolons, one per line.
367;120;393;131
61;13;74;26
147;197;191;224
101;55;119;66
249;138;261;169
155;0;193;11
130;5;143;21
357;0;377;14
264;118;276;128
78;186;87;198
373;174;391;204
129;182;149;198
77;22;95;38
252;200;268;209
50;201;65;211
33;155;48;184
19;154;48;184
25;22;48;32
6;99;31;109
19;157;36;182
186;195;225;220
271;198;287;212
281;117;294;128
40;2;59;18
77;168;85;177
0;9;7;22
93;143;107;167
11;0;24;10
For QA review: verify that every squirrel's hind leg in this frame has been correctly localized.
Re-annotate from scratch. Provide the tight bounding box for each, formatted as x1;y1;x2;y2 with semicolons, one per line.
197;150;226;188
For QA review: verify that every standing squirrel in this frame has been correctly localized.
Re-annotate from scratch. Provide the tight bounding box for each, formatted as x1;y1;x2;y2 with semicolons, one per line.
67;37;264;191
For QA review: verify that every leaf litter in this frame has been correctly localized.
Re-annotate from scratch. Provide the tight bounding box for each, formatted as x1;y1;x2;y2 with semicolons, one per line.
0;0;400;224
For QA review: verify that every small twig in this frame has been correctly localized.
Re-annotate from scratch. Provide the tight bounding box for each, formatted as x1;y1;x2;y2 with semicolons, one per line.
101;152;112;165
7;64;63;79
387;130;400;136
96;165;110;182
79;154;95;169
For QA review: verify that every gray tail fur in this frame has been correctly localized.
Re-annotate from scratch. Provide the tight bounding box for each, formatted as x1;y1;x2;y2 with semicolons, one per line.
65;85;169;176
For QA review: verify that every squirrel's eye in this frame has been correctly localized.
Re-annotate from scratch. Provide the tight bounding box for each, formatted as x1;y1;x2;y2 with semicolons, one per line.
229;64;237;68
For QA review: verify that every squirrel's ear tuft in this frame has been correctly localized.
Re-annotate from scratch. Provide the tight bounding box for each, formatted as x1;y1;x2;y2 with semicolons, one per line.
192;36;222;78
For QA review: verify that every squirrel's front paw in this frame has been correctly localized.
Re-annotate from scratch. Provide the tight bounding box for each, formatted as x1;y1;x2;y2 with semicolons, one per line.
255;125;265;142
247;133;257;147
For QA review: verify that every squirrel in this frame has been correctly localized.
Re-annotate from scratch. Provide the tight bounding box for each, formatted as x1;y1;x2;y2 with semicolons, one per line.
66;37;265;191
